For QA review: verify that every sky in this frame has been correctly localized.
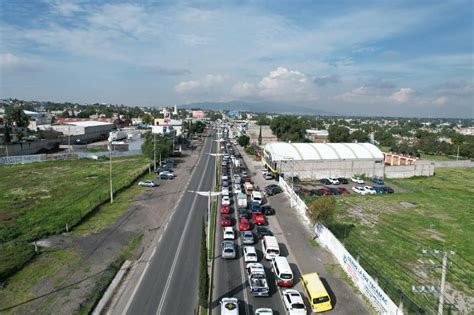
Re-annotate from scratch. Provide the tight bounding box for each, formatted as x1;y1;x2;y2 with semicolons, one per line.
0;0;473;118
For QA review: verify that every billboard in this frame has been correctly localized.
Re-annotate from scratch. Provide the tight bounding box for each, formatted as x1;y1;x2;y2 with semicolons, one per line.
192;110;205;119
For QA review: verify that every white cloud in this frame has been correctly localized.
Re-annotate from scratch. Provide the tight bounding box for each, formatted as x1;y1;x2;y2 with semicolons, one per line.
257;67;316;101
230;82;256;97
175;74;224;93
389;87;415;102
434;96;448;106
51;1;83;16
0;53;40;72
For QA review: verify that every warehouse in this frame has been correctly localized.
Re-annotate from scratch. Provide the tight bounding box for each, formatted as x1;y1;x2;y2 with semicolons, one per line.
263;142;384;180
51;121;114;143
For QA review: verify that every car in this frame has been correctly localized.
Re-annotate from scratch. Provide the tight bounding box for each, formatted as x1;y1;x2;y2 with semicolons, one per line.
246;263;270;296
352;186;369;195
222;241;236;259
309;189;322;196
329;188;340;195
223;227;235;240
381;186;394;193
261;166;268;174
319;188;332;196
222;174;229;181
371;177;385;185
222;180;230;188
238;208;250;219
264;172;273;180
243;246;258;262
222;195;231;206
328;177;340;185
239;218;251;231
364;186;377;195
250;202;262;214
261;205;275;215
159;172;175;179
338;177;349;184
221;206;231;214
138;180;157;187
221;298;239;315
252;213;265;225
241;171;248;177
351;176;365;184
256;226;272;239
255;308;273;315
265;185;282;196
319;178;331;185
337;187;350;195
221;187;230;196
221;214;232;227
373;186;386;194
282;289;307;315
241;231;255;244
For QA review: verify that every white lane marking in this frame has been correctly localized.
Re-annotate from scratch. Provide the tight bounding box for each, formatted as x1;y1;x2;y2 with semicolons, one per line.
122;246;157;315
156;138;213;315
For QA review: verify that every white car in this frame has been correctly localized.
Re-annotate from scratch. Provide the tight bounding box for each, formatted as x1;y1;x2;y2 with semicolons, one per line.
350;176;364;184
255;308;273;315
223;227;235;240
138;180;157;187
282;289;307;315
264;172;273;180
222;174;229;181
222;195;231;206
364;186;377;195
352;186;369;195
221;188;230;196
220;297;239;315
243;246;258;262
328;177;340;185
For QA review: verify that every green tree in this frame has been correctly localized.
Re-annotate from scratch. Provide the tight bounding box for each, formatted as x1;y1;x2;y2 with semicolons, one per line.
141;132;174;160
142;114;154;125
198;220;209;307
237;135;250;147
307;197;337;225
349;130;369;143
5;106;29;128
328;125;350;142
258;126;262;145
3;125;11;144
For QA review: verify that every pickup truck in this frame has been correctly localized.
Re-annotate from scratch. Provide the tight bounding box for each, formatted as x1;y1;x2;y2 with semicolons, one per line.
246;263;269;296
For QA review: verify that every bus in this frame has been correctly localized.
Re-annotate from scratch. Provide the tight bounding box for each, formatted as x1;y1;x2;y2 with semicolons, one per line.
301;272;333;312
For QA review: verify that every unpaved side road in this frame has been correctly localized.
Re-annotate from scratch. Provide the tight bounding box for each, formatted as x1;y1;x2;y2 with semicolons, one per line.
9;139;206;315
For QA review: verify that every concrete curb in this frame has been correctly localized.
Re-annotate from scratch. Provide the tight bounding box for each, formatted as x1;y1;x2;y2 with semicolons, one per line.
92;260;131;315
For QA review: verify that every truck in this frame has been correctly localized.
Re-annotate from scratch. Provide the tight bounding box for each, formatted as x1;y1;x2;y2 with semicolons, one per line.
108;130;127;142
244;182;254;196
237;193;247;208
246;263;269;296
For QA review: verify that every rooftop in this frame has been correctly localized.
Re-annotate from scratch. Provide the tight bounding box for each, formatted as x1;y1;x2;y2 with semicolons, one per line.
64;121;113;127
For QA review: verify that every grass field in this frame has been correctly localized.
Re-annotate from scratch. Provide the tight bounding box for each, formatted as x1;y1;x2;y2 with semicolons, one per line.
334;168;474;313
0;156;150;281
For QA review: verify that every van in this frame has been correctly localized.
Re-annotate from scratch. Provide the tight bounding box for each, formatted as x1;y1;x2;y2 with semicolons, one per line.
301;272;333;312
262;236;280;260
251;191;263;205
271;256;294;287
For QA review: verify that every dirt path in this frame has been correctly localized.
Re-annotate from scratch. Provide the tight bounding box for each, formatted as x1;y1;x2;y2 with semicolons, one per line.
11;138;206;315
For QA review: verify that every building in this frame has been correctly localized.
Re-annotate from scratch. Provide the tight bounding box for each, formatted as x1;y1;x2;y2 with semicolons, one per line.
192;110;205;119
263;142;384;180
152;125;176;136
247;121;278;145
51;121;114;142
305;129;329;143
154;118;183;136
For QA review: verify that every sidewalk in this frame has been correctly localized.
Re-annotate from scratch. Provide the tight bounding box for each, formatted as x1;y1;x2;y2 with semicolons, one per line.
237;145;371;315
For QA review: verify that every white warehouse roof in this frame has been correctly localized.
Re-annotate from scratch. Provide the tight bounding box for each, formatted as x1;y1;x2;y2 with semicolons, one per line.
264;142;384;161
63;121;113;127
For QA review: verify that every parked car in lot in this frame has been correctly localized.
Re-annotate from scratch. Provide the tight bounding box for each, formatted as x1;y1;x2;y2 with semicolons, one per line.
371;177;385;185
243;246;258;262
282;289;307;315
381;186;394;193
338;177;349;184
351;176;364;184
265;184;282;196
261;205;275;215
159;171;175;179
221;206;231;214
221;214;232;227
364;186;377;194
257;226;272;239
372;186;386;194
319;188;332;196
337;187;350;195
222;195;231;206
352;186;369;195
239;218;251;231
328;177;340;185
252;213;266;226
222;241;236;259
241;231;255;244
319;178;331;185
329;188;340;195
138;180;157;187
223;227;235;240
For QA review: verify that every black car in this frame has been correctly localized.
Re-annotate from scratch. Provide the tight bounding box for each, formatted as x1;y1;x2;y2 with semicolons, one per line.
329;188;340;195
319;178;331;185
238;208;250;219
265;185;282;196
257;226;273;239
261;205;275;215
338;177;349;184
381;186;394;193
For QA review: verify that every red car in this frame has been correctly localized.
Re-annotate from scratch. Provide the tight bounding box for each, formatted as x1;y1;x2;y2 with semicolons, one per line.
244;178;252;184
220;206;230;214
221;214;232;227
252;213;265;226
337;187;350;195
239;218;251;231
320;188;332;196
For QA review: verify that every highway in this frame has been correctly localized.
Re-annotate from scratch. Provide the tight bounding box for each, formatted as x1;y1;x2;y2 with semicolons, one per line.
211;140;286;315
114;131;216;315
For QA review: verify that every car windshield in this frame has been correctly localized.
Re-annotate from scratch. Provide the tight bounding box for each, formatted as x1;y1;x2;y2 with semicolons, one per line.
314;296;330;303
292;303;305;309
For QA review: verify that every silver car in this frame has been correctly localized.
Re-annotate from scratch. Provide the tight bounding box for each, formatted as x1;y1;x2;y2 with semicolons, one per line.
222;241;236;259
241;231;254;244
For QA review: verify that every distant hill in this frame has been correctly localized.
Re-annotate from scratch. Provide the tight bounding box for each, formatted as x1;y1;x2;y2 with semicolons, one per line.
179;100;336;116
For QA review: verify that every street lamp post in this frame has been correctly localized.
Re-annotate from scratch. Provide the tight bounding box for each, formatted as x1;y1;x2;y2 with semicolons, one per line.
190;190;221;247
109;141;114;204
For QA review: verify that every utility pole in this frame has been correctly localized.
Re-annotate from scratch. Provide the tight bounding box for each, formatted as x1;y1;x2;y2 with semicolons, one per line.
438;252;448;315
109;142;114;204
68;125;71;154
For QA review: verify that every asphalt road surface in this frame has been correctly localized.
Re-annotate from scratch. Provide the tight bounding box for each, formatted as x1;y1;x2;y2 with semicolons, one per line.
114;131;216;315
